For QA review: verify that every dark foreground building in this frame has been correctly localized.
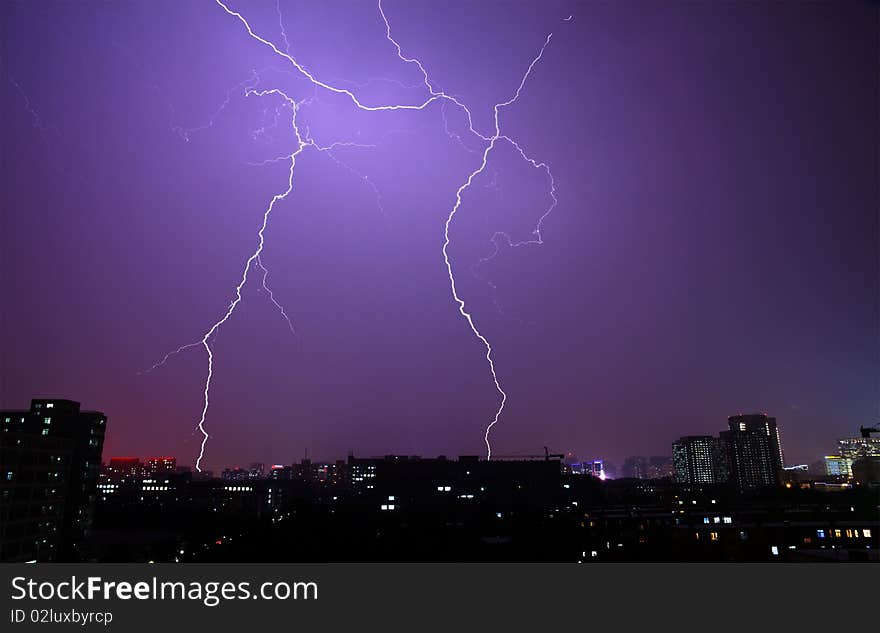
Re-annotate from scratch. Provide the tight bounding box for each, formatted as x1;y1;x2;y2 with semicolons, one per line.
0;399;106;561
86;453;878;563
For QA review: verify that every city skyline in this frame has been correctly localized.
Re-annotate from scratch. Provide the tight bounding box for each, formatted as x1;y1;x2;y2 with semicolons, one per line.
4;396;877;564
2;1;876;472
6;396;865;475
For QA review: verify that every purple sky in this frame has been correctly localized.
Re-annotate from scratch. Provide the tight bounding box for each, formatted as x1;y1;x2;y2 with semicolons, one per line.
1;1;876;471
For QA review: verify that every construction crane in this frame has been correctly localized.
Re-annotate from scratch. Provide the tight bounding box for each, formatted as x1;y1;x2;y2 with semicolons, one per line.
859;424;879;439
491;447;565;461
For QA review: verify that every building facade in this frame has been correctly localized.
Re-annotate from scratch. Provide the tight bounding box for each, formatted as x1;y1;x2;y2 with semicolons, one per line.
1;399;106;561
722;415;783;491
672;436;727;484
825;436;880;478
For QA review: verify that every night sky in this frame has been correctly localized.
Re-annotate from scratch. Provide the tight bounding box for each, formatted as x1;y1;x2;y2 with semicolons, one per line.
1;1;876;471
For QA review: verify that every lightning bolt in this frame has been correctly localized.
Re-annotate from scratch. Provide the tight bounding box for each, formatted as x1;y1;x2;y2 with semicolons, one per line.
256;256;295;335
149;0;561;469
439;37;553;458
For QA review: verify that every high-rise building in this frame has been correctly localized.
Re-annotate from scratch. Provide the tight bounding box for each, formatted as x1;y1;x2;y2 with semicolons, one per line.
672;436;727;484
825;436;880;477
722;414;784;490
1;399;106;561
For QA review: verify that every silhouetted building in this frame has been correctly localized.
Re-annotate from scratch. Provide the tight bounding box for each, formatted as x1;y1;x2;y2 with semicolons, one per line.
269;464;293;480
851;457;880;487
623;456;673;480
623;456;649;479
104;457;142;481
647;456;673;478
221;467;249;481
144;457;176;477
722;414;784;490
673;436;727;484
1;399;106;561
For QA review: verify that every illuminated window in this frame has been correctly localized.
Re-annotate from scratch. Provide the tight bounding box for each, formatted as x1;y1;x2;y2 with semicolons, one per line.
43;418;52;425
46;403;54;409
770;546;779;556
710;532;719;541
864;529;872;538
42;429;49;436
816;529;825;539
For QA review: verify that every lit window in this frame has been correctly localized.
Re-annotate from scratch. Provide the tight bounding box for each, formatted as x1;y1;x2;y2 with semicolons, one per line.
864;529;872;538
43;418;52;425
770;546;779;556
817;529;825;539
710;532;719;541
42;429;50;436
723;517;732;524
703;517;709;524
46;403;54;409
